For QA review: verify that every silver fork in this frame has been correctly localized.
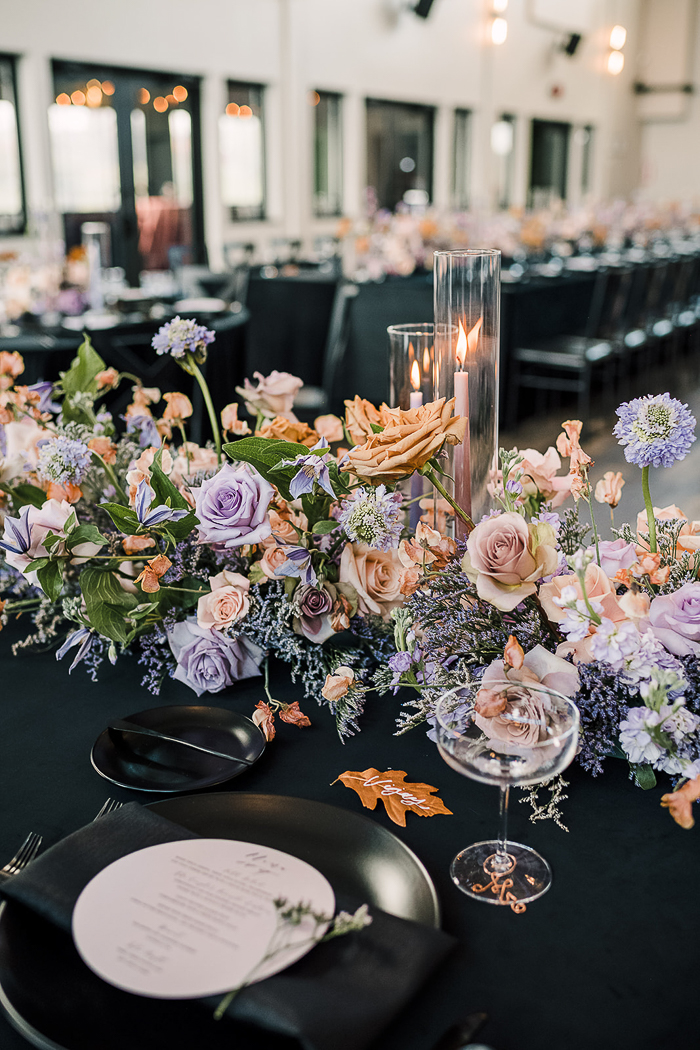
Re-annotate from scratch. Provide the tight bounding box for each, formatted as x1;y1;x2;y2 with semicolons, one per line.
0;832;43;879
93;798;124;821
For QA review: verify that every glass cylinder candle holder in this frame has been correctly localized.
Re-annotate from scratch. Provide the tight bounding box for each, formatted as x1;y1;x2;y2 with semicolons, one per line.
387;323;434;409
433;249;500;536
387;323;435;532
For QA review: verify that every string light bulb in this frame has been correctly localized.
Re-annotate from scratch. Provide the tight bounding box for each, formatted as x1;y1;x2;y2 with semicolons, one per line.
609;24;627;50
491;16;508;45
607;50;625;75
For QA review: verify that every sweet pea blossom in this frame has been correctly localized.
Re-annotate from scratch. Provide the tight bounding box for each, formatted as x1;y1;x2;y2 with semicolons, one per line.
236;370;303;420
594;471;625;507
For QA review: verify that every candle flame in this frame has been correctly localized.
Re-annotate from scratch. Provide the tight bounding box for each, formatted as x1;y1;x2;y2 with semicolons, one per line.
423;346;431;373
455;318;483;368
410;359;421;391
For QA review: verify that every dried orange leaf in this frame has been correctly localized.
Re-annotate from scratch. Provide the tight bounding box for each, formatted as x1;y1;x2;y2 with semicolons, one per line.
333;767;452;827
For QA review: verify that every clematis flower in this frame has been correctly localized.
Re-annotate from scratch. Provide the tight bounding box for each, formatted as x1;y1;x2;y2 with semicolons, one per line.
55;627;97;672
280;438;335;499
275;545;317;586
133;479;190;528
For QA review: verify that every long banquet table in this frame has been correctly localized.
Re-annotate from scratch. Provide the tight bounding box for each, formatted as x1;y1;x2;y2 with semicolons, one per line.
0;622;697;1050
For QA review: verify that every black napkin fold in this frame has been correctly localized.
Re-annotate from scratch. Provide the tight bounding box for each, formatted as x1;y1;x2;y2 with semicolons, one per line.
0;802;455;1050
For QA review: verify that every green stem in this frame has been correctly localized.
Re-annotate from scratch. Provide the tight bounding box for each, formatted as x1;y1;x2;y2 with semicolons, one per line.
423;469;474;532
587;494;601;567
177;421;191;475
642;465;657;554
186;352;221;463
91;451;129;505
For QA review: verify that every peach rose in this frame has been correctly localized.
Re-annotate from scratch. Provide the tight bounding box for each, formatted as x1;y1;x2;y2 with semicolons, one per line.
462;513;559;612
162;392;193;421
321;666;355;702
539;562;625;625
236;370;303;419
221;403;251;438
259;544;288;578
196;569;250;630
635;505;700;555
512;447;572;508
344;397;399;445
595;471;625;508
268;509;300;545
314;414;344;443
256;416;319;447
346;397;467;483
339;543;403;620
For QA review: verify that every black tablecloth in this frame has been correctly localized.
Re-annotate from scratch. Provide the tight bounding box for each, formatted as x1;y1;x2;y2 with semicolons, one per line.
0;622;698;1050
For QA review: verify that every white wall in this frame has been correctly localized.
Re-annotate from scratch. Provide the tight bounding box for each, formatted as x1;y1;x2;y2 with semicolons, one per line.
3;0;643;267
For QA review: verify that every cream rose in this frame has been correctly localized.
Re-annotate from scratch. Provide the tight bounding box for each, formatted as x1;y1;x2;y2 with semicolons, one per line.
196;570;250;630
539;562;625;625
3;418;47;470
461;512;559;612
339;543;403;621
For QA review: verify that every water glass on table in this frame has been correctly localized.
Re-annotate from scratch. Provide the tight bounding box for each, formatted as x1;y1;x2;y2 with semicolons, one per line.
434;679;579;909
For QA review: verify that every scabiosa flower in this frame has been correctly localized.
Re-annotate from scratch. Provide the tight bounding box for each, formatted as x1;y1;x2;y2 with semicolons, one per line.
339;484;402;551
151;316;215;362
613;393;696;468
36;434;91;485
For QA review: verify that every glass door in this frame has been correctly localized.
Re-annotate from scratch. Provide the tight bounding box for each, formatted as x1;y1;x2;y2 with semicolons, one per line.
50;61;204;285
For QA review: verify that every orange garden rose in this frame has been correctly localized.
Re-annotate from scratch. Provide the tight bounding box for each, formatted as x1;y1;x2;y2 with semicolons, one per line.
345;397;467;483
256;416;319;447
344;396;398;445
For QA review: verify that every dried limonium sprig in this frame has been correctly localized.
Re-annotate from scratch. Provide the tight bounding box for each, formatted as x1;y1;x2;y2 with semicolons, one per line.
213;899;372;1020
518;775;570;832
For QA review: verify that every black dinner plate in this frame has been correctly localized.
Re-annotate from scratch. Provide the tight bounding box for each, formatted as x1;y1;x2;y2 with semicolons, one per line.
0;792;439;1050
90;705;266;792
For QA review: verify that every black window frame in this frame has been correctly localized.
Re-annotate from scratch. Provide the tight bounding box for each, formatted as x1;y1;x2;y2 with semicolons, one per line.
224;80;266;222
0;53;27;236
452;107;472;211
365;97;435;212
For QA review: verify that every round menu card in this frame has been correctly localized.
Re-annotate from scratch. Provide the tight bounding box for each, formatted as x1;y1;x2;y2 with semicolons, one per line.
72;839;335;999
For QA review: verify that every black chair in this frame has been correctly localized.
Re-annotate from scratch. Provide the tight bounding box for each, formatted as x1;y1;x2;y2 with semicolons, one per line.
506;265;629;423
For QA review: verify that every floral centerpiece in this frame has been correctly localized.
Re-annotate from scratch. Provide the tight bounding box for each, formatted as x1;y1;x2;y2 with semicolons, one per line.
325;398;700;829
0;323;466;739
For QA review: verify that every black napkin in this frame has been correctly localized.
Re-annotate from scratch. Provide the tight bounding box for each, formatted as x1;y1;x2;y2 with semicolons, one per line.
0;803;455;1050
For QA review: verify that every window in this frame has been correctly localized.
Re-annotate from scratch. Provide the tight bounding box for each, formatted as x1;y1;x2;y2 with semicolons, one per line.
313;90;343;218
581;124;594;195
492;113;516;210
529;118;571;206
366;99;434;211
50;62;204;282
0;55;25;234
452;108;472;210
220;81;265;221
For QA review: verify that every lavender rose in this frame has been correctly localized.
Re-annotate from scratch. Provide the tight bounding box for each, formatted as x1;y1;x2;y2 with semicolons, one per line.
648;582;700;656
194;463;274;548
293;583;335;643
587;538;638;579
167;618;263;696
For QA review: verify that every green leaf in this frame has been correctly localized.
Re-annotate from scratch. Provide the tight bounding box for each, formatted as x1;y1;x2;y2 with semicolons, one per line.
80;567;136;643
36;560;63;602
100;502;139;534
631;763;657;790
158;512;199;542
58;335;106;397
248;562;266;585
42;532;64;550
223;437;310;500
312;519;340;535
65;524;108;551
150;448;189;509
3;483;47;509
24;557;50;572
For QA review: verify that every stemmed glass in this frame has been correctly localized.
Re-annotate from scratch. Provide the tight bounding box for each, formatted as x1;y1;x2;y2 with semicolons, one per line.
434;679;579;909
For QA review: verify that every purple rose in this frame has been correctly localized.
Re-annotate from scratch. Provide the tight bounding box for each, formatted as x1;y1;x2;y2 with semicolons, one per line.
648;582;700;656
167;618;263;696
293;584;334;643
587;539;638;579
194;463;274;548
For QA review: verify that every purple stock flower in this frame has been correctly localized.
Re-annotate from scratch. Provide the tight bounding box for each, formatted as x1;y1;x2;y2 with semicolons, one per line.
126;413;161;448
151;316;215;362
613;393;696;468
389;650;413;674
167;617;262;696
281;438;335;500
194;463;274;548
134;479;190;528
